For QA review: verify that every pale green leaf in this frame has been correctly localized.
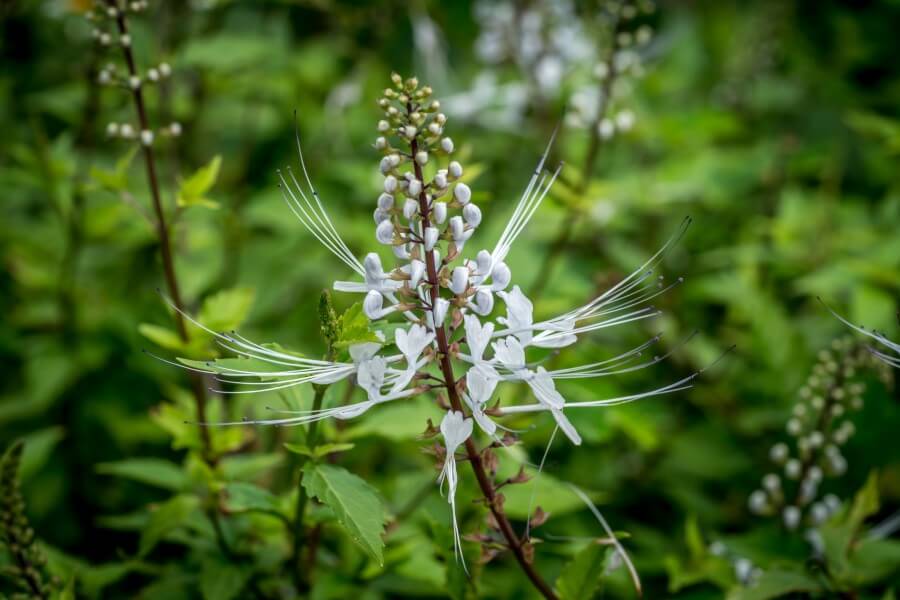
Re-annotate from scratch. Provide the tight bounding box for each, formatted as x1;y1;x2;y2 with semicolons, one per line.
96;458;190;492
301;463;386;564
555;542;610;600
177;155;222;208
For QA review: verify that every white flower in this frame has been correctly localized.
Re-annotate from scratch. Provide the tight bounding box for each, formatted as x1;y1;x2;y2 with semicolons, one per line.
433;202;447;224
463;203;482;227
438;411;474;571
450;266;469;295
454;182;471;205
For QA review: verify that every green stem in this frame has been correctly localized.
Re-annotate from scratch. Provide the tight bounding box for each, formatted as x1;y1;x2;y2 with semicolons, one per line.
291;383;328;587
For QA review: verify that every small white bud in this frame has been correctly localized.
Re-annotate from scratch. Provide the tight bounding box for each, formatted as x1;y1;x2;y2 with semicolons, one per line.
823;494;841;513
594;62;609;80
377;193;394;210
106;122;119;137
808;431;824;448
403;199;418;220
379;156;392;174
615;110;635;132
762;473;781;492
373;208;390;224
734;558;753;584
363;290;385;320
769;442;789;464
440;137;454;153
169;122;182;137
449;267;469;295
374;136;387;150
434;171;448;189
415;151;428;165
159;63;172;77
140;130;154;146
376;220;395;245
453;182;471;205
786;418;802;436
785;459;802;479
383;175;398;193
471;289;494;315
120;34;131;47
636;25;653;46
408;260;426;288
377;120;390;132
432;298;449;328
491;263;511;291
388;153;401;167
408;179;422;197
423;227;439;251
449;216;465;240
748;490;768;514
427;122;442;135
432;202;447;224
99;33;111;46
106;6;118;17
392;243;410;260
463;203;482;227
783;506;801;530
119;124;135;138
436;113;447;124
448;161;463;178
129;75;141;90
598;118;615;139
810;503;829;525
147;68;159;81
808;465;823;483
404;125;417;139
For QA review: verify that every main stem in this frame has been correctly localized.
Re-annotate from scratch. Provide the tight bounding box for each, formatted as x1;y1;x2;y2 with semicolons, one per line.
408;120;558;600
292;383;327;588
107;3;212;456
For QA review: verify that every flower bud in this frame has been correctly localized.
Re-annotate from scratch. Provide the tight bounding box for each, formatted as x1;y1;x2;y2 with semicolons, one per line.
129;76;141;90
615;110;635;132
454;182;471;205
393;244;410;260
140;130;154;146
106;122;119;137
373;208;390;224
379;157;392;174
389;153;401;167
408;179;422;197
463;203;482;227
376;220;395;244
471;289;494;315
783;506;801;530
785;459;801;479
403;199;418;220
432;298;449;328
762;473;780;493
491;262;511;290
748;490;768;514
449;161;463;178
384;175;398;193
415;151;428;165
769;442;789;464
424;227;439;251
364;290;384;320
159;63;171;77
450;267;469;295
441;137;454;153
376;193;394;211
408;260;425;288
434;171;448;189
428;122;442;136
374;136;387;150
432;202;447;224
449;216;465;240
598;118;614;140
147;68;159;81
378;120;390;132
436;113;447;124
810;502;829;525
404;125;417;139
120;124;135;138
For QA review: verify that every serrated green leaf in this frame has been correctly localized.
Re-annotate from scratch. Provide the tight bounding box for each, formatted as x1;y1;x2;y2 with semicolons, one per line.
284;441;354;459
139;495;200;556
89;147;138;192
336;302;380;349
139;323;187;352
198;287;255;333
301;463;386;564
96;458;190;492
222;482;284;516
177;155;222;208
555;542;610;600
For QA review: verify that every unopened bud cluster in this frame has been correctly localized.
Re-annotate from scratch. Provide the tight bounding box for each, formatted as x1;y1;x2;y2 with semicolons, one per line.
367;73;501;323
748;336;892;535
708;541;761;586
567;0;656;138
87;2;179;147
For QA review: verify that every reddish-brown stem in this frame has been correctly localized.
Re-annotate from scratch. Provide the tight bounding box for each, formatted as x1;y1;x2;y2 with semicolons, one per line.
106;2;212;455
408;107;558;599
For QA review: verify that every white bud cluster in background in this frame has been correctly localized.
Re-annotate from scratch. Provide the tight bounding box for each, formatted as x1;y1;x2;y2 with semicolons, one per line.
445;0;655;135
747;336;893;540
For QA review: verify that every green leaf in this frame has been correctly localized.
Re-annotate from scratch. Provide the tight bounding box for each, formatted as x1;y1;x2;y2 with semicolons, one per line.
89;147;137;192
726;568;822;600
222;482;284;516
197;287;255;333
96;458;190;492
555;542;610;600
139;495;200;556
284;441;355;459
200;556;252;600
301;463;386;564
177;155;222;208
19;426;65;481
138;323;187;352
336;302;380;349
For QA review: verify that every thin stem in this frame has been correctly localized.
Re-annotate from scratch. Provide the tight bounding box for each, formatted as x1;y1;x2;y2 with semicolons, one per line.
408;107;558;600
105;1;212;456
291;383;328;588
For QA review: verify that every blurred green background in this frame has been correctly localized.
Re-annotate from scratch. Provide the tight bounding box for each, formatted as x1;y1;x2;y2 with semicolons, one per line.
2;0;900;598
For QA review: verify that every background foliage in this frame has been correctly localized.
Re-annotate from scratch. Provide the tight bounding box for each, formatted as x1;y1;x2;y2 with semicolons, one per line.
2;0;900;598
